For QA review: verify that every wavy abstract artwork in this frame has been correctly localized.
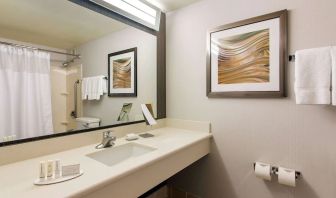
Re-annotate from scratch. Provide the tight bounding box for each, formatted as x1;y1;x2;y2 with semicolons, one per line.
113;57;132;88
214;29;270;84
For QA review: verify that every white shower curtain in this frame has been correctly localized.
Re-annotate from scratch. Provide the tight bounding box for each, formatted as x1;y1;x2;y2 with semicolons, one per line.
0;44;53;139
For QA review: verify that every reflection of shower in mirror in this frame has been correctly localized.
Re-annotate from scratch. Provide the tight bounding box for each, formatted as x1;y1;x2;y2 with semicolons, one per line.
51;63;83;133
0;0;157;143
62;56;81;67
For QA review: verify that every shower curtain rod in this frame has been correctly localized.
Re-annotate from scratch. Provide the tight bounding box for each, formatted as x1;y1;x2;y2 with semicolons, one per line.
0;41;80;57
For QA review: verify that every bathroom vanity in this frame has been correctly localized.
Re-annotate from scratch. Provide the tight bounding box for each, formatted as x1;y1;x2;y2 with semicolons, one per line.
0;119;211;198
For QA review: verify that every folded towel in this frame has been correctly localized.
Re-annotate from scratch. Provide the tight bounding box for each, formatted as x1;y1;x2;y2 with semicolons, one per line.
332;47;336;105
295;47;332;104
97;75;108;94
81;76;107;100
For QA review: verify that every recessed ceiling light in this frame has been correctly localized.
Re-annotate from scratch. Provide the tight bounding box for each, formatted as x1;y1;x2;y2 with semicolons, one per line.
90;0;161;31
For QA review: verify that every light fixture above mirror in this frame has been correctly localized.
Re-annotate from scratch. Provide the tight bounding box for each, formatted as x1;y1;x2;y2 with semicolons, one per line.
89;0;161;31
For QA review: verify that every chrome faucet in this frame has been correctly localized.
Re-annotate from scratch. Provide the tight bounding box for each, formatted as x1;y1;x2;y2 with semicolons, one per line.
95;131;116;149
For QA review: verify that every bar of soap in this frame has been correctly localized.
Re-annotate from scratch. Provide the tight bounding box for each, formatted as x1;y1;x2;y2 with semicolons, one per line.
125;133;139;141
62;164;80;176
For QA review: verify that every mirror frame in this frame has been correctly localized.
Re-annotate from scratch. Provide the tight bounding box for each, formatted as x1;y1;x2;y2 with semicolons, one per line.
0;0;166;147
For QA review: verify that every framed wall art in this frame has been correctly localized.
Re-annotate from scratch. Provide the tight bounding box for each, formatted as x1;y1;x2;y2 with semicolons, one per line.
108;47;137;97
206;10;287;98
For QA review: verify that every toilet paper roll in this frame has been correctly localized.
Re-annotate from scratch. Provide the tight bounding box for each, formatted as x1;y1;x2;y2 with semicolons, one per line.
254;162;271;181
278;167;296;187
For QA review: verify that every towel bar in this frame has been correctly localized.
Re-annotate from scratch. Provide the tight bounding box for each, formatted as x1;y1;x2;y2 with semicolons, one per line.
289;55;295;62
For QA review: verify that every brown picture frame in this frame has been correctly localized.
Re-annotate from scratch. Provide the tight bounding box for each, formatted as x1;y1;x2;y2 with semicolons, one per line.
206;10;287;98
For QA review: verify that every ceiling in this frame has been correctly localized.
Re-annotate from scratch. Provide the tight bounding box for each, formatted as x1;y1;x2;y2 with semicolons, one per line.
149;0;201;12
0;0;200;50
0;0;127;49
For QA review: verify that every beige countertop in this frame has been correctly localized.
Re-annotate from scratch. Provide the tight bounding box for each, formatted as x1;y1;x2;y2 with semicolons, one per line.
0;126;211;198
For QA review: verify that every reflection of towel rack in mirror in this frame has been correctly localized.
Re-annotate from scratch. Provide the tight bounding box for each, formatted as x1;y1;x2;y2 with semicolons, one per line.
71;80;81;118
71;76;108;118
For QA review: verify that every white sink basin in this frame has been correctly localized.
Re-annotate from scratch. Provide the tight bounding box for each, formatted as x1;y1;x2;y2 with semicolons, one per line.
86;143;156;166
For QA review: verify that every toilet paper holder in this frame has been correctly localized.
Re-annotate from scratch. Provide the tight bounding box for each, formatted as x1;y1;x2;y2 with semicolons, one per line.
253;163;301;179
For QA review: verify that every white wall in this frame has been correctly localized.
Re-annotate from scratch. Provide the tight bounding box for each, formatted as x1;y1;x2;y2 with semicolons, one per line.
76;27;157;125
166;0;336;197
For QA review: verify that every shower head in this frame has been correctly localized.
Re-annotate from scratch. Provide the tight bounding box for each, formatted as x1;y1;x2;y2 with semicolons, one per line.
62;59;73;67
62;55;80;67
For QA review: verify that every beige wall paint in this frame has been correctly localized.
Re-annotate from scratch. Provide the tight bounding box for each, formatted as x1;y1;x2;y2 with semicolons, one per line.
76;27;157;126
146;0;201;12
166;0;336;197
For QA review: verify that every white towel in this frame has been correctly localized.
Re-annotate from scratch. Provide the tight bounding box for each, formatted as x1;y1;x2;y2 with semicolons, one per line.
331;47;336;105
294;47;332;104
98;75;108;94
81;76;107;100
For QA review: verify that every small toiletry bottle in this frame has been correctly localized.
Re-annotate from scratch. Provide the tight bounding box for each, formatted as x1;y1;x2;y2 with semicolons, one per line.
39;161;46;180
47;160;54;178
54;159;61;178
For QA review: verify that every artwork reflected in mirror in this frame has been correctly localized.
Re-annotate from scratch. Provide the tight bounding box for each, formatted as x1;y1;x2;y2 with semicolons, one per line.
114;58;132;88
0;0;157;143
108;48;137;97
117;103;133;122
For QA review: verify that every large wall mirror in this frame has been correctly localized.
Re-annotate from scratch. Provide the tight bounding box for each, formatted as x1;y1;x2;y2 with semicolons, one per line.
0;0;166;146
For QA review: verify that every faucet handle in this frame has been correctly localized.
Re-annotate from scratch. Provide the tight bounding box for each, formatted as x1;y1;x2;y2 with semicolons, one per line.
96;130;115;149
